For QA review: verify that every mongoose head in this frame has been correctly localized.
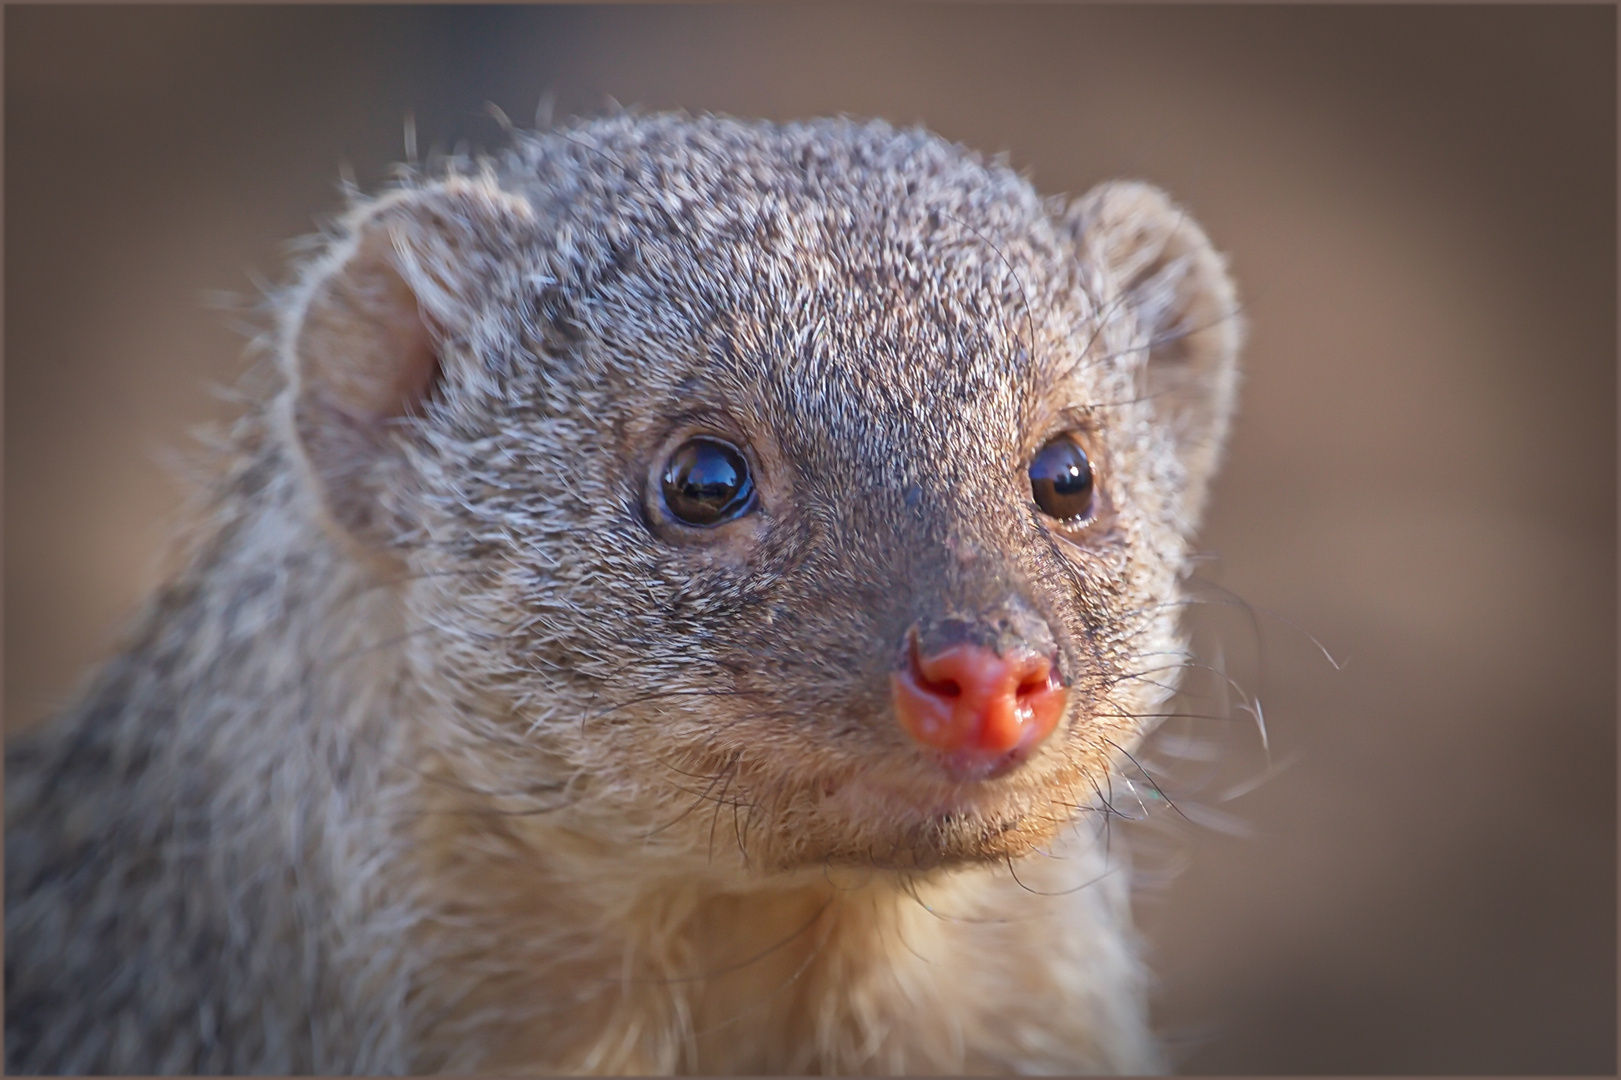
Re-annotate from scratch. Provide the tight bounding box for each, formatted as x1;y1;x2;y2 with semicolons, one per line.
282;114;1240;875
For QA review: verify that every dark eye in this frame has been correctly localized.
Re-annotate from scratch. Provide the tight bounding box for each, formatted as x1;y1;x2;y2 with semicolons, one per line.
1028;435;1095;523
660;437;756;526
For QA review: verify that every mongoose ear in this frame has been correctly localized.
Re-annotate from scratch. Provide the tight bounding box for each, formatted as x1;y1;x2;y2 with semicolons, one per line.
283;178;535;545
1068;181;1242;526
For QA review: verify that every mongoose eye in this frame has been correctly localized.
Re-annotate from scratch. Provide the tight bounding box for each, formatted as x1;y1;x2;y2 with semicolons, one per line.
1028;435;1095;523
661;437;756;526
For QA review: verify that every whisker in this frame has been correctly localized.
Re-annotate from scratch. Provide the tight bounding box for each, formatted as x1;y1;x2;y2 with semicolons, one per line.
642;761;737;841
707;755;740;862
1004;850;1117;898
1100;736;1190;826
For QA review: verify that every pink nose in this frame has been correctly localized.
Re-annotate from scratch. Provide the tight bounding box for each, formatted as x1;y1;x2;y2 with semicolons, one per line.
891;638;1066;777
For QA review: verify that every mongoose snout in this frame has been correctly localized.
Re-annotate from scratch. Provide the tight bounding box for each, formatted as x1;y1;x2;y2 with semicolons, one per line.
884;427;1099;778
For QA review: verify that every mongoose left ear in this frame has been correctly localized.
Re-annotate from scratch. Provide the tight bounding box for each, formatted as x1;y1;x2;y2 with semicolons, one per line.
1067;182;1243;526
281;177;536;546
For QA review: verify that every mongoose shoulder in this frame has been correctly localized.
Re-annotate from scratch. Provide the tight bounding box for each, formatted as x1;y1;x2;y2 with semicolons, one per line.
5;112;1241;1074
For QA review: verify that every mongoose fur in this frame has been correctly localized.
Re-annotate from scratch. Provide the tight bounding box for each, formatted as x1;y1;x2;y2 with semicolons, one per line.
5;113;1241;1074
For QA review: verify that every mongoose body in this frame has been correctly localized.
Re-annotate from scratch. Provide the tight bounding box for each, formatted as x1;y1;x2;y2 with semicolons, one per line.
6;113;1240;1074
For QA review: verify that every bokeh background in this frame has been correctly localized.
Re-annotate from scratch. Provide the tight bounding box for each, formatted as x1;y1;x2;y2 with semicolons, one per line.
6;6;1614;1073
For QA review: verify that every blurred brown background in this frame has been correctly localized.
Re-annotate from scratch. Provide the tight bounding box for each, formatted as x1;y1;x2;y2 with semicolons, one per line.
6;6;1614;1073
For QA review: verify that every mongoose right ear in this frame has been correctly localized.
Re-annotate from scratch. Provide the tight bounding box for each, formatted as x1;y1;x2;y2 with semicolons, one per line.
1067;182;1243;528
283;178;535;545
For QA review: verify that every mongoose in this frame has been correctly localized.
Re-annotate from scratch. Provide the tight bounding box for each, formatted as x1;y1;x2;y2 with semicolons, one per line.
5;113;1241;1074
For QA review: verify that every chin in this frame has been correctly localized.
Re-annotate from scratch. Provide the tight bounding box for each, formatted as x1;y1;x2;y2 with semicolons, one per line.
743;757;1080;874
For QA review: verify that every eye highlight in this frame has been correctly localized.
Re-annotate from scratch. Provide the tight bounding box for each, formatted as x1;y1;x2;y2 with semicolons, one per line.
660;437;757;527
1028;434;1095;523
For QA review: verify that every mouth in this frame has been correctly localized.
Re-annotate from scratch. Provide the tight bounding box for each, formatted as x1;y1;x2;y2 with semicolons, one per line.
920;719;1054;782
818;749;1049;834
697;729;1083;873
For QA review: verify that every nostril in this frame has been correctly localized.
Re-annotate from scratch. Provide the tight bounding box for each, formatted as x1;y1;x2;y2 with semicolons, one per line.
1014;658;1059;700
908;637;964;700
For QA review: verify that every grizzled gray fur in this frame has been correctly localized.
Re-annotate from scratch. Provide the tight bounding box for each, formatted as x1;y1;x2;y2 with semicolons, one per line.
7;113;1240;1073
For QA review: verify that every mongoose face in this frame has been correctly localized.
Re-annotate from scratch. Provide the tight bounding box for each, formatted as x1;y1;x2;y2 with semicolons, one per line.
288;114;1240;875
